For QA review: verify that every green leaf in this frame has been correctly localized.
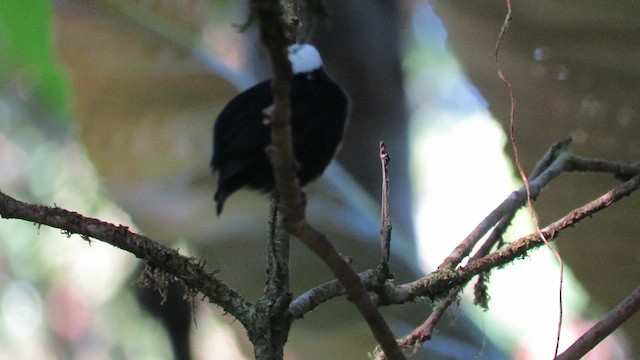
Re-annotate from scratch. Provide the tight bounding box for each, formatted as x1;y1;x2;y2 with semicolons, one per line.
0;0;70;119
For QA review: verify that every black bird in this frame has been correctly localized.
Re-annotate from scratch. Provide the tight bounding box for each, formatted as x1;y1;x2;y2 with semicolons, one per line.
211;44;349;215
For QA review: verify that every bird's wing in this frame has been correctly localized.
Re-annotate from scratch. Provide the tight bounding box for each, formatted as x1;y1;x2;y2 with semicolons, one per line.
212;81;272;172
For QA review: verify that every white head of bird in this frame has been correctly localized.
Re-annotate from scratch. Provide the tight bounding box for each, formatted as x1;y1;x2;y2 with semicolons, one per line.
288;44;323;74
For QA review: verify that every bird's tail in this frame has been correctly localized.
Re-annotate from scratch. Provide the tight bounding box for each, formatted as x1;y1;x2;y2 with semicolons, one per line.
214;189;227;216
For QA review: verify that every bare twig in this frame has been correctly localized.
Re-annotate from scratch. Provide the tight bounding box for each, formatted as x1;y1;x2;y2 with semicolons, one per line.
438;146;640;273
569;156;640;177
383;172;640;305
556;287;640;360
379;141;392;265
529;138;572;179
476;138;573;259
395;286;461;349
494;0;565;355
289;268;383;319
438;149;571;269
391;140;572;352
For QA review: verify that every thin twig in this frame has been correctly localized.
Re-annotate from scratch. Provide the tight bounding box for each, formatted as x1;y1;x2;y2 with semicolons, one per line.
379;141;392;265
289;268;383;319
393;141;571;351
569;156;640;177
293;153;640;319
529;138;572;179
438;148;571;269
395;286;460;349
383;173;640;305
494;0;564;355
476;138;573;259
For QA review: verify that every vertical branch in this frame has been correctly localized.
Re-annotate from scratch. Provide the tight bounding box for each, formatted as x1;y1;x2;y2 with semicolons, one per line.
253;195;292;359
264;195;291;301
248;4;296;357
379;141;392;265
252;0;304;228
251;1;405;358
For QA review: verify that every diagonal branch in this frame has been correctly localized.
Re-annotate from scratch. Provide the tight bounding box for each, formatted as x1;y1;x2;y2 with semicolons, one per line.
556;287;640;360
439;145;572;269
287;147;640;339
382;173;640;305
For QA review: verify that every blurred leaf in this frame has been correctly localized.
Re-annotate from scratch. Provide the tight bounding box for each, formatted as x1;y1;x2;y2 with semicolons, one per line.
55;0;239;192
0;0;70;118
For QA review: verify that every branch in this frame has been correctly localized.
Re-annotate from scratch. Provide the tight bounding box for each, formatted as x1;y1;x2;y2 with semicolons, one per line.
288;145;640;352
387;139;575;352
251;1;404;358
394;286;460;348
438;143;571;269
437;140;640;271
379;141;392;265
380;171;640;305
263;197;291;302
289;268;383;319
476;138;573;260
249;198;293;359
2;140;637;358
0;191;254;326
388;142;568;351
569;156;640;178
290;143;640;356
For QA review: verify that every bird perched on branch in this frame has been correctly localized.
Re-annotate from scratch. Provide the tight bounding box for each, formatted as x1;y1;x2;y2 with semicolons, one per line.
211;44;349;215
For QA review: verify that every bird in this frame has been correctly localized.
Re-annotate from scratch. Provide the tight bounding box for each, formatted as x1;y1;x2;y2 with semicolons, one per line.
211;43;350;215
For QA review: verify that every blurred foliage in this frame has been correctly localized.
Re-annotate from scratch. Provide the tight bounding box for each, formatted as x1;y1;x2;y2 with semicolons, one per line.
0;119;178;359
0;1;251;358
6;0;633;358
0;1;192;358
0;0;70;119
